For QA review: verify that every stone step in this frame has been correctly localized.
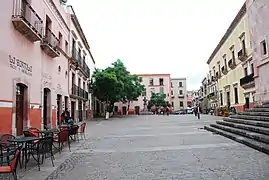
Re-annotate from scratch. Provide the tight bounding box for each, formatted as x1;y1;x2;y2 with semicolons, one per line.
223;117;269;128
210;123;269;144
216;120;269;136
245;108;269;112
237;111;269;117
204;126;269;155
254;104;269;108
229;114;269;122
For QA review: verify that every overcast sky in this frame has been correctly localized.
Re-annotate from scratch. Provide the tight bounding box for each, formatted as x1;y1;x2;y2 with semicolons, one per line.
68;0;246;90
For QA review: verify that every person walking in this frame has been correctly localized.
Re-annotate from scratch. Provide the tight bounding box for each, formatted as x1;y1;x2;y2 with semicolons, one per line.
197;105;201;119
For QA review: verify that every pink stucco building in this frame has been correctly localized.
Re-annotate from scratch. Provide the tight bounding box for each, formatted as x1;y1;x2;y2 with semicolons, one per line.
0;0;93;136
247;0;269;103
115;74;172;114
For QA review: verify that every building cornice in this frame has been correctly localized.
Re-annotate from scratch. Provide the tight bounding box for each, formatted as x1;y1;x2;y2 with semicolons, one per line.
47;0;70;32
207;2;246;65
68;6;95;64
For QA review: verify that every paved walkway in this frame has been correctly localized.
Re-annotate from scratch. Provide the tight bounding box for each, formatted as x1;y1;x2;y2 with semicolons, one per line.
4;114;269;179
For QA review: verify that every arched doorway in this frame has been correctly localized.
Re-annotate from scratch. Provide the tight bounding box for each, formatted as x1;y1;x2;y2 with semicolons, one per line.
43;88;51;129
16;83;27;136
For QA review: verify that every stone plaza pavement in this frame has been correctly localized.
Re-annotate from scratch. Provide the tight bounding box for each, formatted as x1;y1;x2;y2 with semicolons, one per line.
5;114;269;180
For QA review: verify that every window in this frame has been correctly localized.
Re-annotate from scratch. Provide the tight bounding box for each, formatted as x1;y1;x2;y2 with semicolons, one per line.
159;87;164;94
58;32;62;48
149;78;154;86
78;78;81;88
179;90;183;95
171;90;173;95
220;92;223;106
261;40;267;55
232;50;235;62
65;41;69;54
234;87;239;104
179;82;183;87
72;73;75;85
150;88;155;93
251;64;254;74
180;101;184;107
172;102;174;107
142;91;146;96
244;67;248;76
171;82;173;88
159;78;164;86
242;39;246;53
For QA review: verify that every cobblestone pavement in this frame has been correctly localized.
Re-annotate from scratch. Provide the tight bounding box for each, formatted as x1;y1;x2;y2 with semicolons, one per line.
4;115;269;179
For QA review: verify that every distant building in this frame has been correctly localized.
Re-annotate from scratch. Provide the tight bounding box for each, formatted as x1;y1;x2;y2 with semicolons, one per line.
186;91;193;107
114;74;172;114
171;78;187;110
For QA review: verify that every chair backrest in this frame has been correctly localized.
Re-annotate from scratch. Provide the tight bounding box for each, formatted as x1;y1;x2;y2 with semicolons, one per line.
69;125;79;135
10;149;21;172
57;130;69;142
80;123;86;133
23;131;36;137
29;128;40;137
0;134;15;148
39;136;53;152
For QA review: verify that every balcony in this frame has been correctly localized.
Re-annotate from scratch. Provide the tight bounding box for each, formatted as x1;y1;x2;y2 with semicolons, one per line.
240;73;255;89
228;59;236;69
12;0;43;42
71;84;88;100
71;49;90;78
40;28;60;58
238;49;247;61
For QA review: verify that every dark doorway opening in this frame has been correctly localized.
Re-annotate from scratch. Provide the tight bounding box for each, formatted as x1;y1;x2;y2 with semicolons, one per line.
43;88;51;129
122;107;127;115
226;91;231;107
64;96;68;110
245;97;250;109
57;94;62;124
78;100;82;121
135;106;140;115
71;101;75;120
16;83;27;136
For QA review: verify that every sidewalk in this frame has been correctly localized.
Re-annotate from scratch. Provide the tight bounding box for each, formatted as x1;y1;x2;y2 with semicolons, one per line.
1;133;90;180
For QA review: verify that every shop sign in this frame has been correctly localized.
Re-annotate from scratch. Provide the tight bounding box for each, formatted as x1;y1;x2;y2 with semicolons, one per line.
9;55;32;76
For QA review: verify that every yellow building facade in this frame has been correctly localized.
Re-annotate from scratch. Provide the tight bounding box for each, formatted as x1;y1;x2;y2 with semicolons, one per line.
207;3;252;112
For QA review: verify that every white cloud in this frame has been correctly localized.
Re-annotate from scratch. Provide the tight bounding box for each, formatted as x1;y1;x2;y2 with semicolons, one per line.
68;0;246;90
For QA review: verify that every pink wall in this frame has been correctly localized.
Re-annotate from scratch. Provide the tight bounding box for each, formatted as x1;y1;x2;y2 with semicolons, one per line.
247;0;269;102
0;0;70;134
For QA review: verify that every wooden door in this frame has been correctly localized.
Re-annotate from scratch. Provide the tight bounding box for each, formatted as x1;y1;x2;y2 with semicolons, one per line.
16;84;24;136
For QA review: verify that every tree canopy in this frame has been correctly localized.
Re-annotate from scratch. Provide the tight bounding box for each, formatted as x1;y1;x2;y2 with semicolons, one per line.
92;59;145;111
147;92;171;110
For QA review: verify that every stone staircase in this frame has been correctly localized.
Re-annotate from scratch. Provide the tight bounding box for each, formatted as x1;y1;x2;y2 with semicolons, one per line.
204;102;269;154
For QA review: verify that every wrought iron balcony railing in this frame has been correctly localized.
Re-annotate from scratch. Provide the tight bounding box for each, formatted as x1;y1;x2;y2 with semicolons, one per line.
12;0;43;42
240;73;254;88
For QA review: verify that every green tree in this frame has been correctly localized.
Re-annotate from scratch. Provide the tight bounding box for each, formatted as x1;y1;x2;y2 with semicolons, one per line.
92;59;145;112
148;92;171;109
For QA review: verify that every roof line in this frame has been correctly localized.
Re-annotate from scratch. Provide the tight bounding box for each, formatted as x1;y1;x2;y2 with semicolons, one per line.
68;5;95;64
206;2;246;65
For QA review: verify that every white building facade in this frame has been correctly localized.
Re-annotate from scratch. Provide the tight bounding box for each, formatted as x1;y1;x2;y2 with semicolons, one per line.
171;78;187;110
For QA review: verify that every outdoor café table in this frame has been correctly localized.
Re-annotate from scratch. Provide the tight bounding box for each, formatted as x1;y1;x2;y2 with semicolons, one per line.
8;136;40;169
